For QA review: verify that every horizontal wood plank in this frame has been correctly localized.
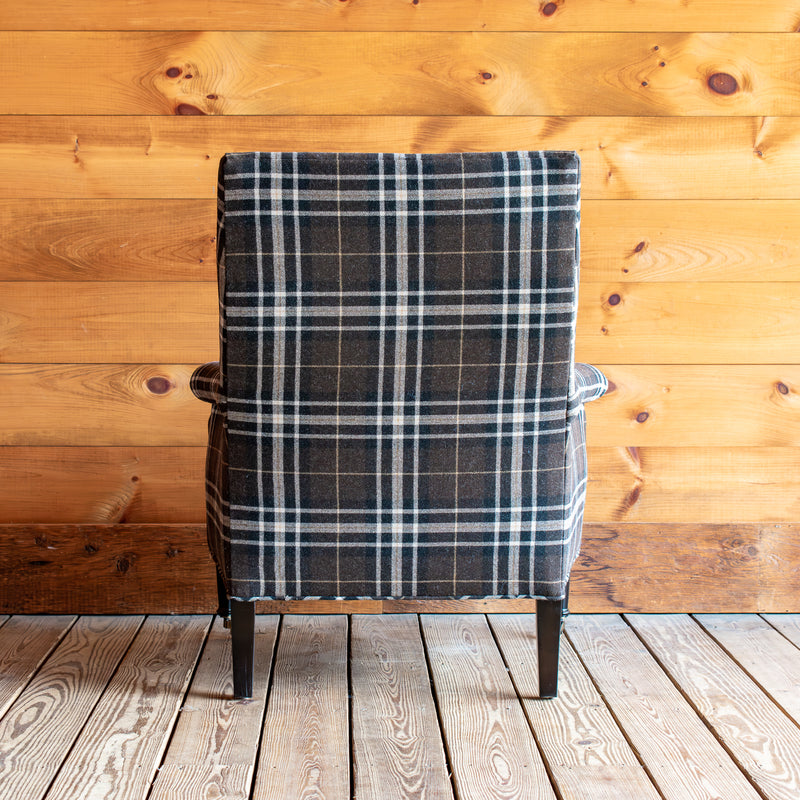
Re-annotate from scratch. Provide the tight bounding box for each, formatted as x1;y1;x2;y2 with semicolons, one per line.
581;200;800;283
0;283;217;363
0;199;215;281
1;523;798;613
588;365;800;447
0;616;142;800
1;116;798;200
5;281;800;364
6;363;800;447
5;199;800;283
3;446;800;524
3;33;798;117
3;0;799;31
577;282;800;365
0;446;206;524
0;364;208;446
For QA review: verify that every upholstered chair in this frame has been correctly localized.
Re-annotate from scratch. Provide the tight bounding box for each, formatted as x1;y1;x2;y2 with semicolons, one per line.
191;151;607;699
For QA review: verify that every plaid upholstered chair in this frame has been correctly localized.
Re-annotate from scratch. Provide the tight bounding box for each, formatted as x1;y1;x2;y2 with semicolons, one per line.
191;151;607;699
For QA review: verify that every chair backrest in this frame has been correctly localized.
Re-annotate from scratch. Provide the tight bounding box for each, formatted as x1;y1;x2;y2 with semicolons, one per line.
216;151;581;600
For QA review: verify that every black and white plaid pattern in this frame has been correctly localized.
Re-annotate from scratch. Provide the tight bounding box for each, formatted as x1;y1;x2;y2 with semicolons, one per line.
192;151;607;601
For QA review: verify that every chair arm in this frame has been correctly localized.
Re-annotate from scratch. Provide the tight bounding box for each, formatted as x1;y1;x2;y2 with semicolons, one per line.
569;363;608;410
190;362;222;404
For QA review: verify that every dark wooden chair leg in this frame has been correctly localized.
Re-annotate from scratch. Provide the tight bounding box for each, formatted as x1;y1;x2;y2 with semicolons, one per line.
216;571;231;624
537;595;565;699
230;599;255;699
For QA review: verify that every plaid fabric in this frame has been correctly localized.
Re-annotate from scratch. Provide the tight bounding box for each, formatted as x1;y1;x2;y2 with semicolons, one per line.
193;151;606;601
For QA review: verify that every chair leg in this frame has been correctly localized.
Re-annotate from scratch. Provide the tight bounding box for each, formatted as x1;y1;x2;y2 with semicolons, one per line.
537;595;566;699
230;599;255;699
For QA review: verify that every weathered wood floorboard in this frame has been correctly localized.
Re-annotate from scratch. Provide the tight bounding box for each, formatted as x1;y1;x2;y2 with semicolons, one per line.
567;614;763;800
351;614;453;800
490;614;662;800
0;615;75;721
629;613;800;800
421;614;556;800
149;615;279;800
251;615;350;800
695;614;800;725
43;615;210;800
0;614;792;800
0;616;142;800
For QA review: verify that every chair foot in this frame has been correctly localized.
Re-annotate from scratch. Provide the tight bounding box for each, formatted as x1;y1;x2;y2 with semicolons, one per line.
230;599;255;699
537;596;565;699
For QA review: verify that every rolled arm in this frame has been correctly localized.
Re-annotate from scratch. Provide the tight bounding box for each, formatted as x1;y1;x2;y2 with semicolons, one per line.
190;362;222;404
570;363;608;409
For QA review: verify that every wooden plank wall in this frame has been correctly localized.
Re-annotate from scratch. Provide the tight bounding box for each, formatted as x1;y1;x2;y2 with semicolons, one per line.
1;1;800;613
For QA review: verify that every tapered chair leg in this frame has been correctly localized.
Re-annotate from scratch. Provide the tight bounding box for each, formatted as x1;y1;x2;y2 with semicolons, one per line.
230;599;255;699
537;596;566;699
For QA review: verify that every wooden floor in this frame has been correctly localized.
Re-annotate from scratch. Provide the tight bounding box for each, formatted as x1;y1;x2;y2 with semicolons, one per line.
0;614;799;799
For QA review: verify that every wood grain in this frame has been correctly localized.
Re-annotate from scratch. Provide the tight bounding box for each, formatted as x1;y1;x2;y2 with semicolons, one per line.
490;614;662;800
150;615;279;800
44;615;210;800
629;613;800;800
252;615;350;800
0;199;215;281
3;0;799;31
586;447;800;523
3;33;798;116
1;116;798;200
0;616;142;800
578;282;800;365
421;614;556;800
762;614;800;648
0;447;205;523
6;281;800;364
580;200;800;283
0;282;217;363
0;615;74;720
6;363;800;448
3;522;798;614
588;365;800;447
3;446;800;525
351;615;452;800
567;614;762;800
0;364;208;446
5;199;800;284
695;614;800;726
0;524;215;613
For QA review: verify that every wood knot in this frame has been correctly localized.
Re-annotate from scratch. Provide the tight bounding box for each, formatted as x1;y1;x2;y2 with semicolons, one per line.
776;381;790;395
708;72;738;96
146;376;172;395
634;240;647;253
84;542;100;555
541;2;558;16
165;67;182;78
607;293;622;306
115;556;132;573
175;103;206;116
636;411;649;423
480;71;493;81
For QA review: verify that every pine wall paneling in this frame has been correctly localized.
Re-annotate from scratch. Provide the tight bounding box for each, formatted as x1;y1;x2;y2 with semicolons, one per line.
1;2;799;613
